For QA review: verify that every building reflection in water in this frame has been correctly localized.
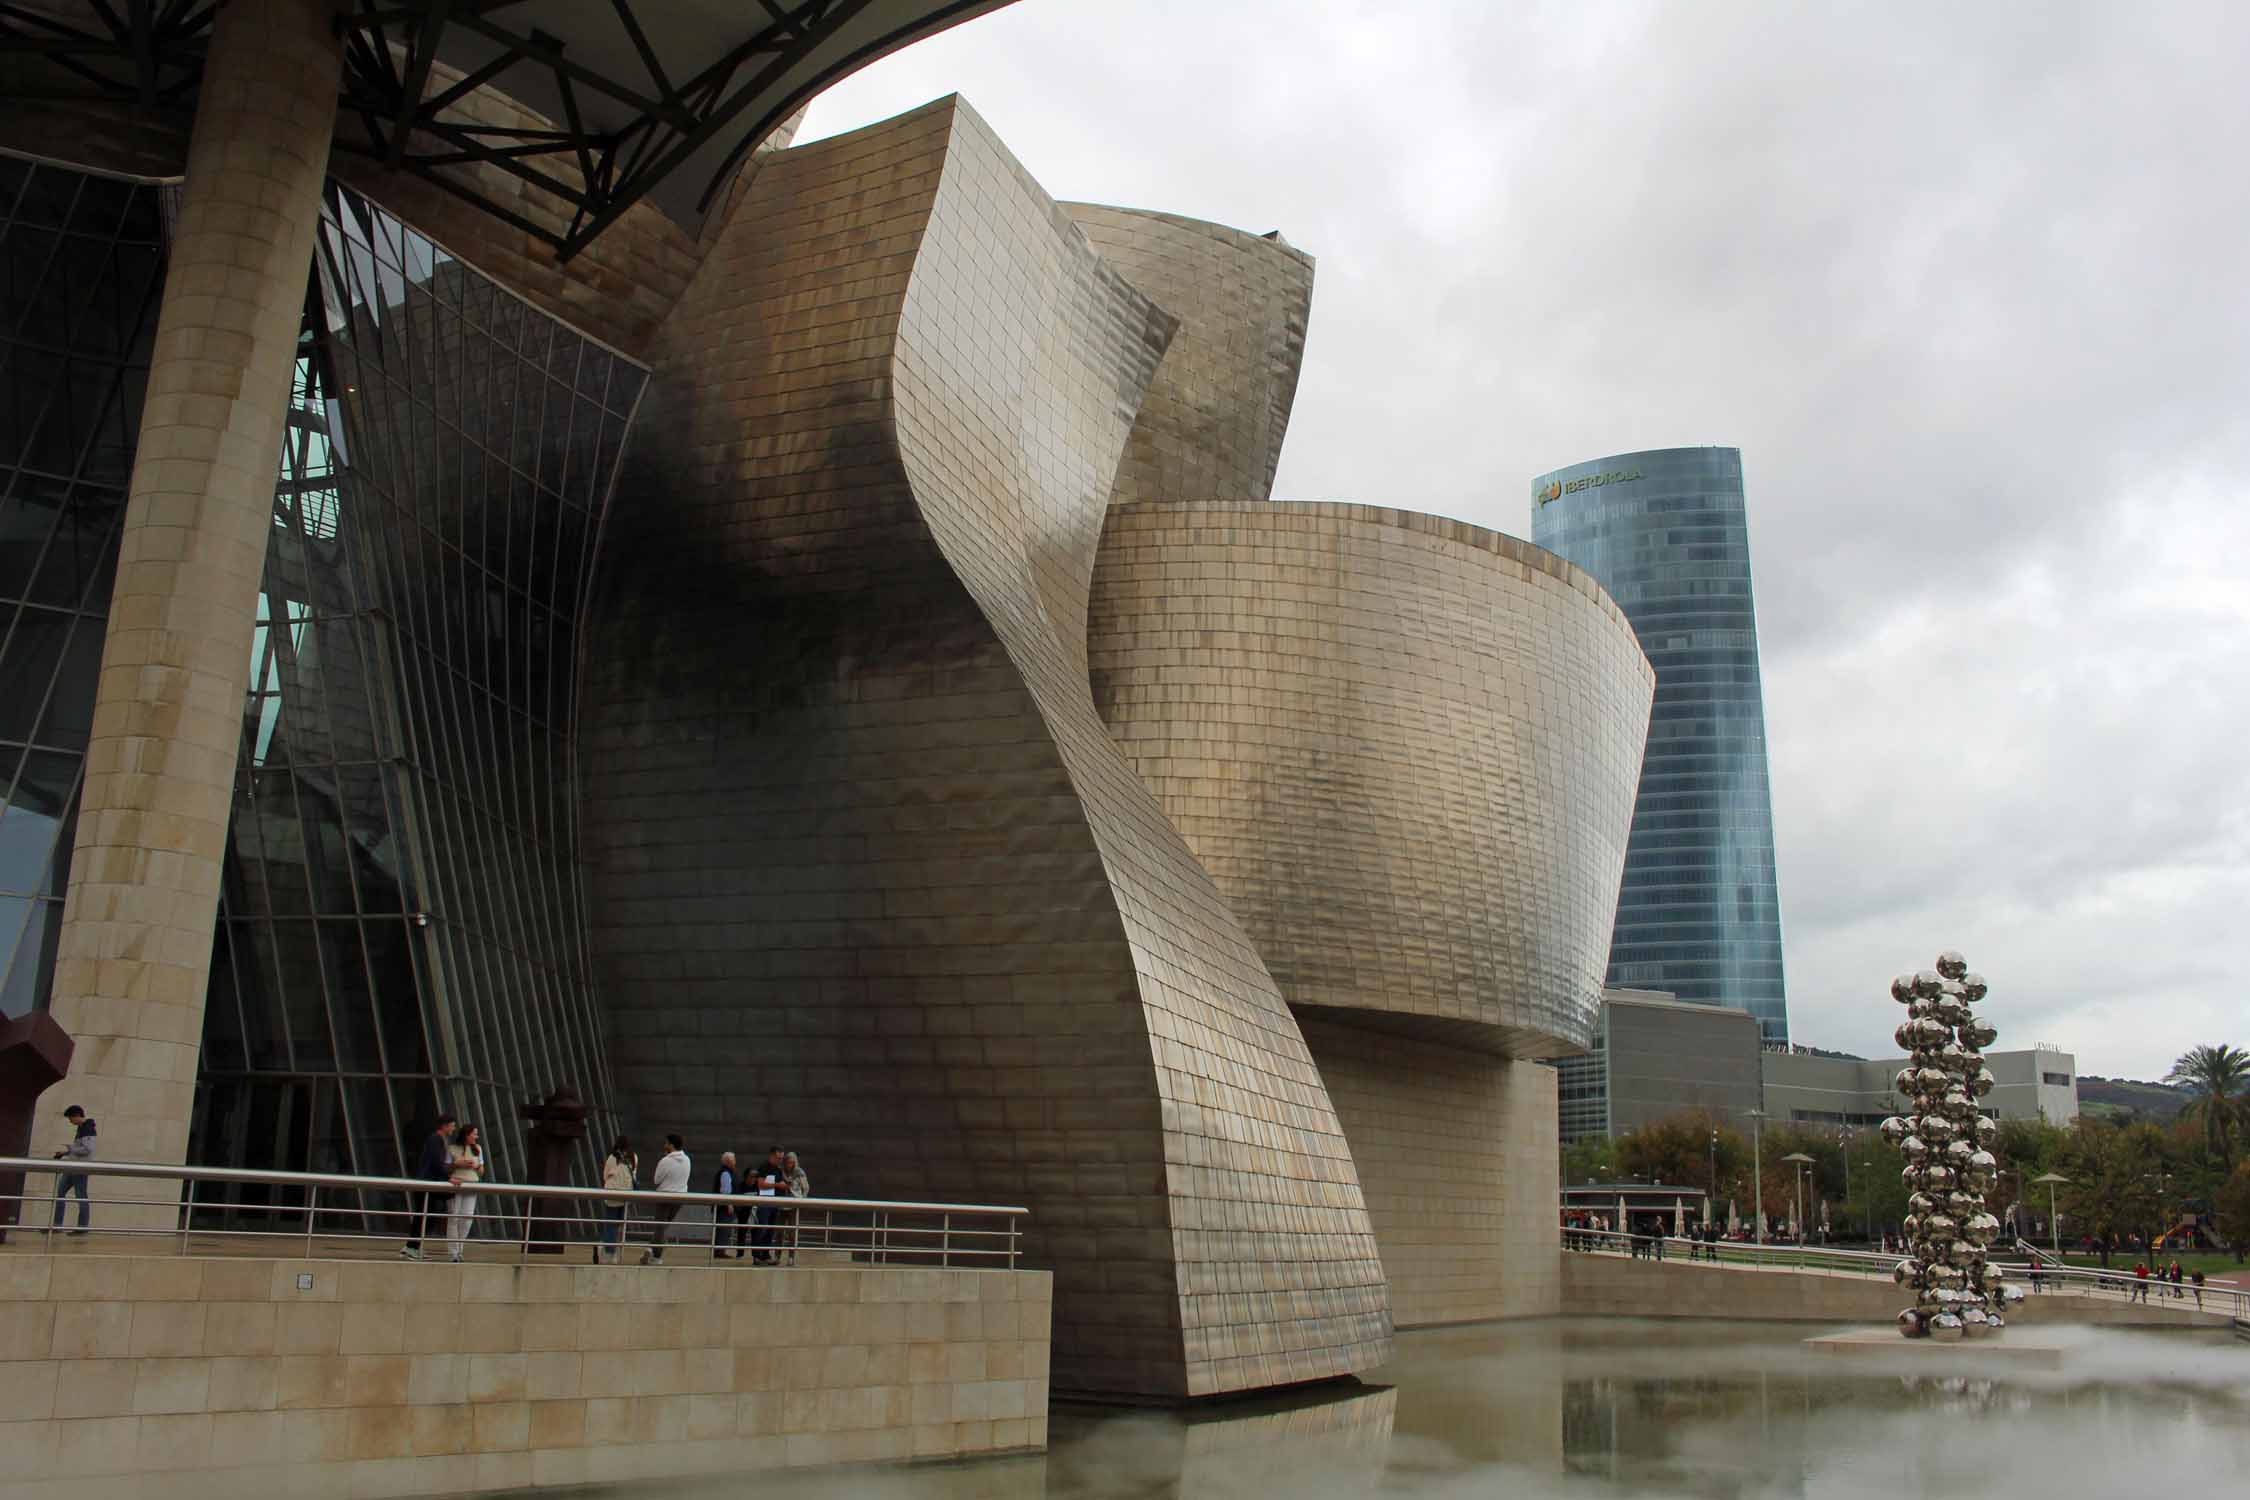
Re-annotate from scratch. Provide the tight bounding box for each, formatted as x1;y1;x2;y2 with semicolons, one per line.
618;1321;2248;1500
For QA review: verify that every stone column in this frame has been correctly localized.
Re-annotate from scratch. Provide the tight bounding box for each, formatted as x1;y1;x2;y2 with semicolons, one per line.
40;0;341;1196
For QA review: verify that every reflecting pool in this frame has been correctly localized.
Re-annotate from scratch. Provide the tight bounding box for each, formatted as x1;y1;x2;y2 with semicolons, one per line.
642;1320;2249;1499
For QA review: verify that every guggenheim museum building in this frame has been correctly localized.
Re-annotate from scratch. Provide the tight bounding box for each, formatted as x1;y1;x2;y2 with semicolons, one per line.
0;0;1652;1400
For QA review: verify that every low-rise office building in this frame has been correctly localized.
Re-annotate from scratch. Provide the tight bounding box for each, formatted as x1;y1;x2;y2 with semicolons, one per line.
1557;990;1764;1141
1761;1047;2078;1126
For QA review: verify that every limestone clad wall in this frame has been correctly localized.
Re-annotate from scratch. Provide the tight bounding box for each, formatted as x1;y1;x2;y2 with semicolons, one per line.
41;0;341;1193
0;1253;1050;1498
1300;1021;1561;1326
582;98;1388;1402
1559;1254;2232;1328
1087;501;1653;1058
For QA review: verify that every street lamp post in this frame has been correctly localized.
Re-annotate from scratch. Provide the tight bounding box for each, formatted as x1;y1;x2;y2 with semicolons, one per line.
2034;1172;2068;1259
1860;1160;1874;1243
1747;1109;1767;1245
1782;1152;1815;1245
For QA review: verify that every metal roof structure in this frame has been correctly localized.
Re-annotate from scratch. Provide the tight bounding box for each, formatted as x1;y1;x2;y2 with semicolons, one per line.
0;0;1014;256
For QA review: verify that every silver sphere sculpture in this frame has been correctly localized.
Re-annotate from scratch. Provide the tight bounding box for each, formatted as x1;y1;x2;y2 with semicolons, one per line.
1886;951;2009;1338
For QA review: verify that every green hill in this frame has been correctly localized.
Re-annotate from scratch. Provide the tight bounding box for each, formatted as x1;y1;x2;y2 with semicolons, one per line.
2076;1075;2191;1121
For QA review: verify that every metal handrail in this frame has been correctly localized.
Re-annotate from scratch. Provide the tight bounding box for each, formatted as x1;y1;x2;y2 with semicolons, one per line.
1559;1225;2247;1318
2;1155;1027;1268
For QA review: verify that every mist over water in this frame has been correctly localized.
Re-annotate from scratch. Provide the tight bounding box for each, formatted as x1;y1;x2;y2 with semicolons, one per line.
631;1320;2248;1500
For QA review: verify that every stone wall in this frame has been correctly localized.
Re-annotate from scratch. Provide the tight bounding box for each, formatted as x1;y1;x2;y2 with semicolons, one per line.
1301;1022;1561;1326
1559;1253;2232;1328
0;1253;1050;1498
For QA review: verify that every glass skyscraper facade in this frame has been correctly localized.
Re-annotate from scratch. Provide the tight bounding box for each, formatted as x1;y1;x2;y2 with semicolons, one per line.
1;154;638;1191
1530;447;1789;1043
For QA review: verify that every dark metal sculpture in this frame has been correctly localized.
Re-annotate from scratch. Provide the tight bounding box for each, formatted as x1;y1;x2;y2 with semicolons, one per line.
518;1084;589;1255
0;1012;74;1242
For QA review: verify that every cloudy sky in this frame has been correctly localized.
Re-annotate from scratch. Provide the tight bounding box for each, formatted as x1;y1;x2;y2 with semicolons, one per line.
799;1;2250;1081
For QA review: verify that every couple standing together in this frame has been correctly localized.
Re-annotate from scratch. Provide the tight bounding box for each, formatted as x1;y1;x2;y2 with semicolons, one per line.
399;1112;485;1261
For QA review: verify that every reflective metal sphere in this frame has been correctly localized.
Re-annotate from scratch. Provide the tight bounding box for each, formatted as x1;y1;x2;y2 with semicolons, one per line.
1901;1135;1930;1162
1965;1021;1998;1049
1892;975;1918;1003
2001;1284;2026;1305
1930;1313;1965;1341
1898;1309;1929;1338
1975;1116;1999;1146
1924;1164;1956;1188
1936;951;1968;979
1921;1114;1957;1143
1960;1308;1992;1337
1880;1115;1911;1145
1907;1192;1935;1215
1914;969;1945;997
1961;973;1988;1001
1972;1068;1996;1097
1893;1259;1921;1287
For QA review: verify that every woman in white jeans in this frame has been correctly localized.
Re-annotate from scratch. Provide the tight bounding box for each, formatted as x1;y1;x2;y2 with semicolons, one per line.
445;1123;485;1263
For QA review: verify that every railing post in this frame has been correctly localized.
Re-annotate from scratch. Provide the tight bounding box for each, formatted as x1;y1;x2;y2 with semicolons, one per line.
180;1177;195;1254
942;1212;951;1268
305;1185;317;1257
518;1193;532;1263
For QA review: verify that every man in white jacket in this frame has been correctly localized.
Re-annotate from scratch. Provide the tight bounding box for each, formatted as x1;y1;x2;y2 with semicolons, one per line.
642;1135;691;1265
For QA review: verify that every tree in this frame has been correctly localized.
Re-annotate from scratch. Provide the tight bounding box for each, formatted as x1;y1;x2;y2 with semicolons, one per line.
1616;1112;1746;1196
2166;1044;2250;1167
1562;1134;1622;1186
2216;1162;2250;1265
2059;1118;2173;1253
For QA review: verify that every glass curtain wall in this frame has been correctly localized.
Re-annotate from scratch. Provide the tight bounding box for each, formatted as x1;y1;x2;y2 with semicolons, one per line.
1531;447;1789;1045
0;157;165;1021
192;184;645;1198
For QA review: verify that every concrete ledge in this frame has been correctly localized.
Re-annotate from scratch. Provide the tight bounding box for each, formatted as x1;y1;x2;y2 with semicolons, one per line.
0;1253;1051;1497
1559;1252;2233;1330
1803;1326;2069;1367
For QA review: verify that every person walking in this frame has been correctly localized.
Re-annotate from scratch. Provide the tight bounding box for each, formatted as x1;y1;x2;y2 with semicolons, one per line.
2131;1261;2150;1303
49;1105;96;1232
401;1113;457;1260
444;1123;485;1262
2168;1260;2184;1299
597;1136;637;1263
2190;1269;2205;1309
782;1150;811;1266
710;1152;743;1260
750;1146;786;1264
641;1135;690;1265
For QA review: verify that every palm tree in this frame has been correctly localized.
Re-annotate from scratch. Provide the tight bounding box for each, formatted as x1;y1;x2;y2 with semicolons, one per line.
2166;1044;2250;1165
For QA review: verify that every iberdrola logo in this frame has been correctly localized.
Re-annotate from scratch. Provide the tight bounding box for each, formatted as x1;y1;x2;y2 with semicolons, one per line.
1538;480;1562;504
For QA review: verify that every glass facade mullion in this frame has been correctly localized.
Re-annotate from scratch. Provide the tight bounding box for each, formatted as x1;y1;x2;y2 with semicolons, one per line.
10;161;634;1181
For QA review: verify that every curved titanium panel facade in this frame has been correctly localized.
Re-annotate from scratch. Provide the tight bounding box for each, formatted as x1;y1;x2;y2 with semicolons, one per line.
582;99;1387;1401
1529;447;1789;1043
1062;205;1312;506
1087;501;1652;1058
